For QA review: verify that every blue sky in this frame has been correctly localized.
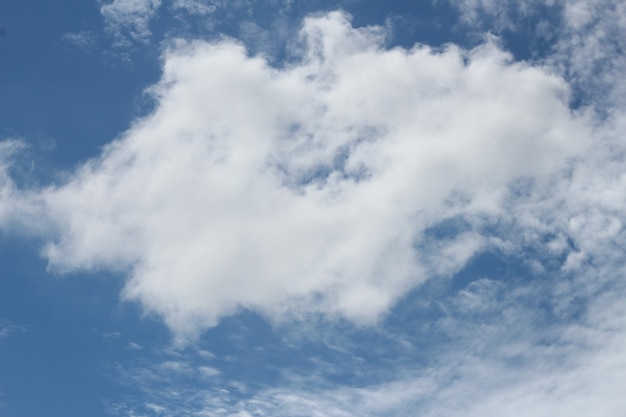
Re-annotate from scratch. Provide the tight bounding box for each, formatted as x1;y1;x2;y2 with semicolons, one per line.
1;1;626;416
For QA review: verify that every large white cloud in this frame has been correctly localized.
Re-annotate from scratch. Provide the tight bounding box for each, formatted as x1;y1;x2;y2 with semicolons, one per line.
1;12;590;339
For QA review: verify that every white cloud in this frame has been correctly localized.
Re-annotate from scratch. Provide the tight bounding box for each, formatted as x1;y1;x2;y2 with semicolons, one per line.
452;0;626;109
453;0;551;30
0;11;591;340
128;342;143;350
446;0;626;299
0;319;26;341
100;0;162;45
238;337;626;417
269;281;626;417
0;140;45;235
553;0;626;109
198;365;220;377
105;267;626;417
4;4;623;417
62;31;97;49
0;140;25;227
171;0;216;16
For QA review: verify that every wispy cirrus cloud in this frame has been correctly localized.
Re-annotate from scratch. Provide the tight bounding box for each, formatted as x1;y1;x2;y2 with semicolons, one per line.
62;30;98;50
0;319;26;341
103;260;626;417
98;0;296;49
171;0;216;16
100;0;162;46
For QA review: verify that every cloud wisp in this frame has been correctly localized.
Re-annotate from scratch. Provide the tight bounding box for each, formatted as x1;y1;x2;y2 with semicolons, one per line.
104;267;626;417
0;319;26;341
100;0;162;46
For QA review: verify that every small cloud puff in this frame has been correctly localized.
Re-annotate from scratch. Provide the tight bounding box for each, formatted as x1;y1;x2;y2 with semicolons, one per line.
100;0;162;46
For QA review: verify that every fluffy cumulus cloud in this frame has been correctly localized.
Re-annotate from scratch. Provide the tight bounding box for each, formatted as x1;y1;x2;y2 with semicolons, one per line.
0;12;591;339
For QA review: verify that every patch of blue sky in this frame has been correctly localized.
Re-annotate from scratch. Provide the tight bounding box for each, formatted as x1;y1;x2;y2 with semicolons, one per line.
0;234;166;416
0;0;160;168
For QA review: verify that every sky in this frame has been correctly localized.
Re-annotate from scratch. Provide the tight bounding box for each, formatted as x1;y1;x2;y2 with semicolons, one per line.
1;0;626;416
